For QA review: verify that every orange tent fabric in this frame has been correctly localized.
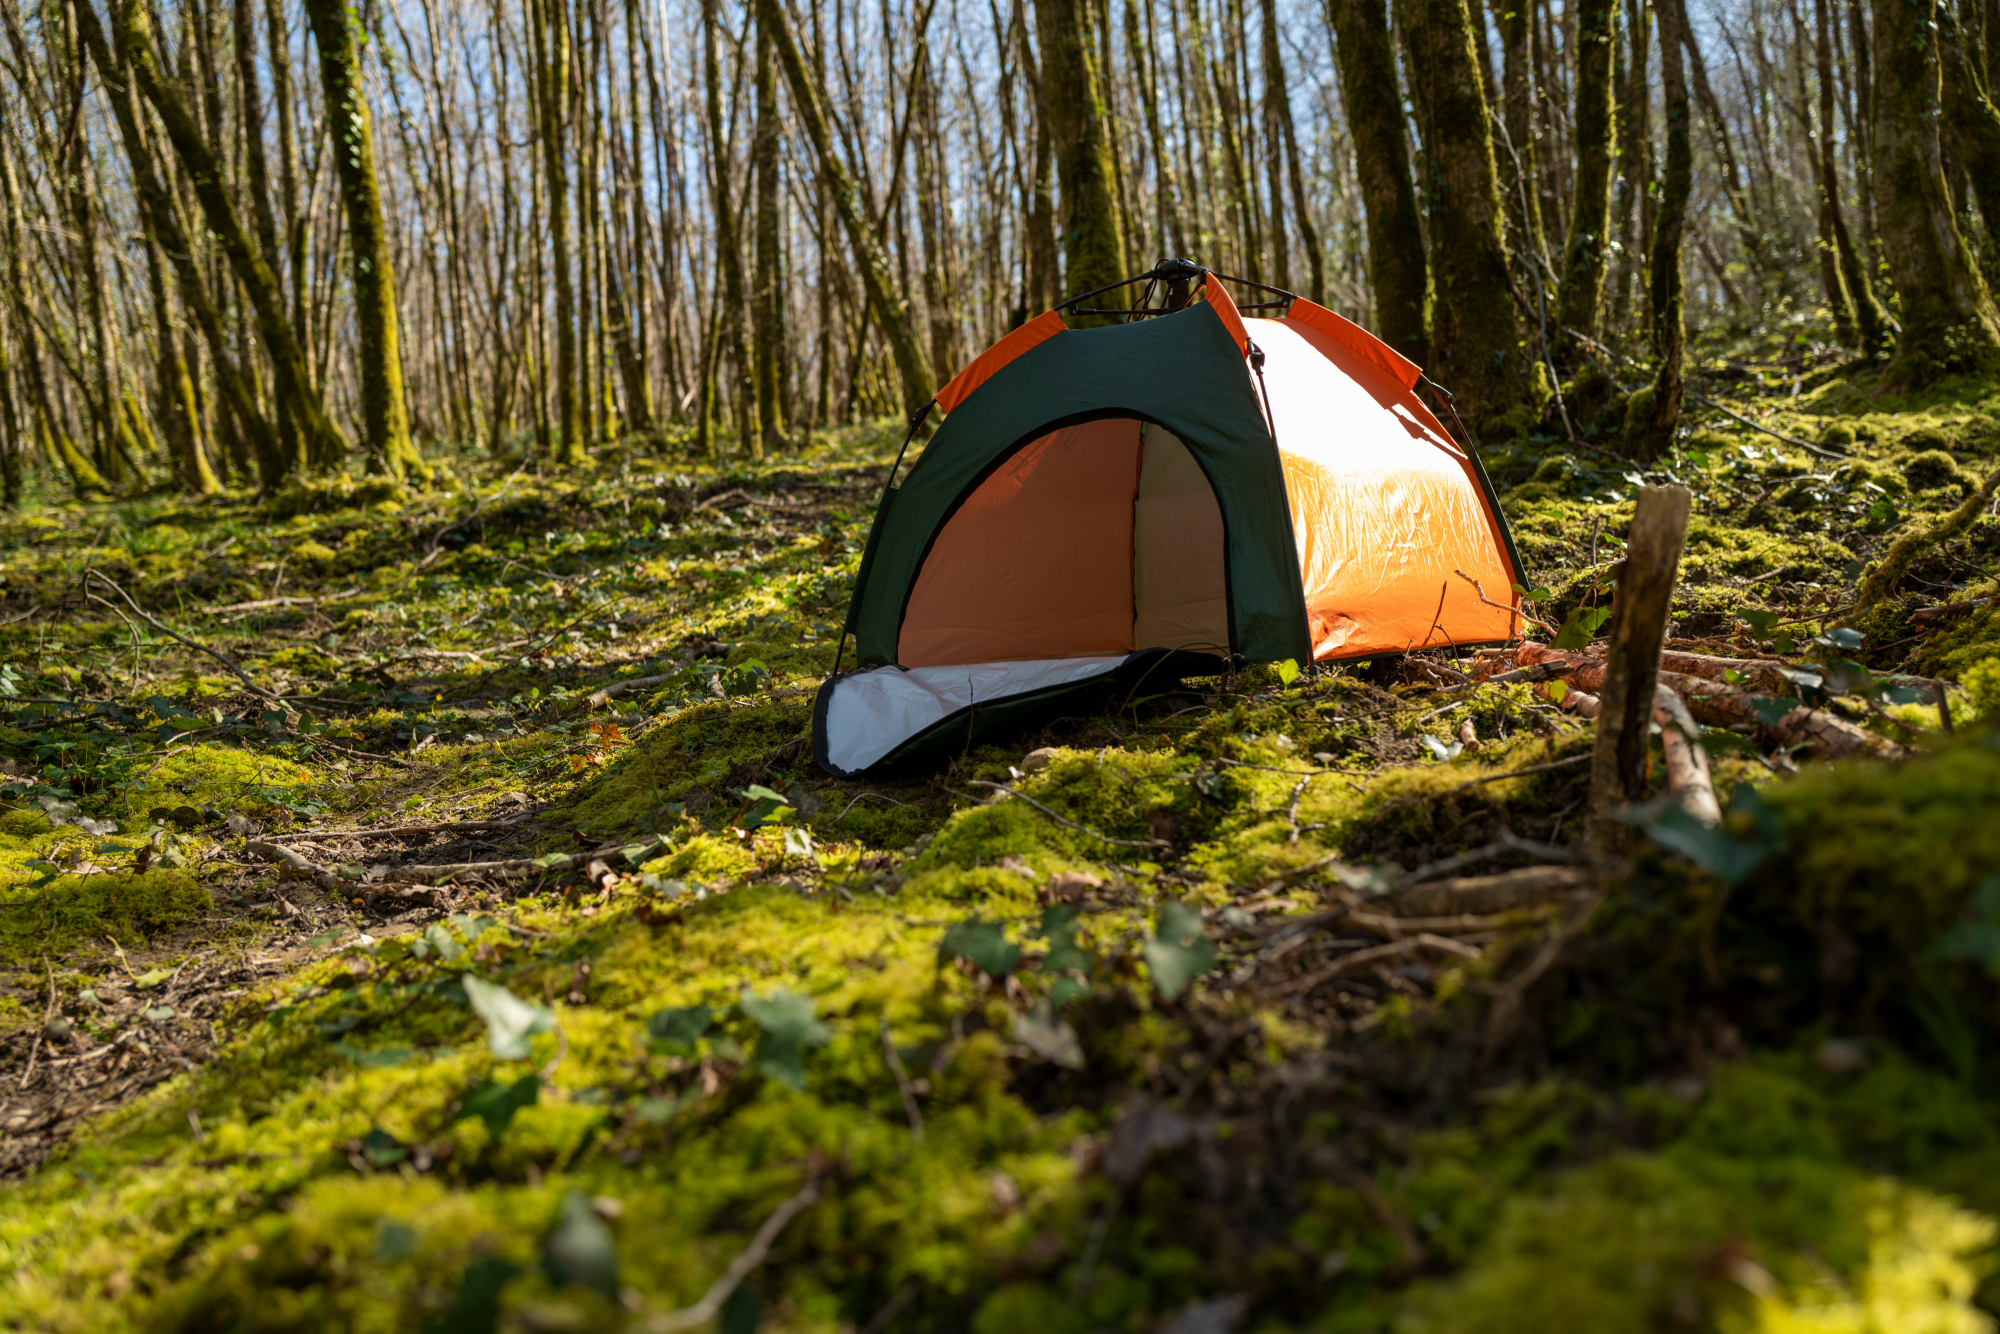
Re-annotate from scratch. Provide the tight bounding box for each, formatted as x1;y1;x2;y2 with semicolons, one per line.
935;310;1068;414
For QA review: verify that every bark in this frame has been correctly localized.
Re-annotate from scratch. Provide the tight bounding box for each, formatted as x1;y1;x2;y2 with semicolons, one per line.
1611;0;1650;323
1396;0;1523;429
1325;0;1429;364
1870;0;2000;386
756;0;934;414
752;17;785;455
1626;0;1689;460
1261;0;1324;301
1584;485;1690;853
1818;0;1889;353
1259;0;1290;290
1553;0;1618;369
142;234;218;491
1940;3;2000;289
532;0;587;463
703;0;759;449
1494;0;1550;266
1035;0;1128;310
1126;0;1184;256
109;0;340;478
302;0;425;480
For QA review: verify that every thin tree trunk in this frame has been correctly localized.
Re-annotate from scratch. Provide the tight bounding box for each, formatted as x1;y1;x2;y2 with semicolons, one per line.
1036;0;1129;311
1397;0;1524;429
752;17;785;454
302;0;425;479
531;0;587;463
1627;0;1688;459
1553;0;1617;369
1326;0;1429;363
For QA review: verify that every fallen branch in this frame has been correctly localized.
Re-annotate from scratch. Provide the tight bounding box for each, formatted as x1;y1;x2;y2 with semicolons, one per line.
1453;568;1551;635
1277;933;1484;996
279;820;520;840
652;1177;823;1331
586;672;676;709
963;780;1171;849
201;588;362;614
1909;597;1993;625
247;840;342;892
1854;460;2000;610
83;569;278;703
1654;685;1721;825
251;835;669;888
1390;865;1593;917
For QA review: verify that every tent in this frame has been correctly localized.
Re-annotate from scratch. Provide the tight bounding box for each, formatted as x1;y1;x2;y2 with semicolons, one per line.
812;260;1526;778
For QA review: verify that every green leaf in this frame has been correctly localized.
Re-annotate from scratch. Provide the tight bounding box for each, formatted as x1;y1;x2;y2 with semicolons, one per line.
461;974;555;1060
360;1127;408;1168
1933;875;2000;977
1748;695;1798;726
738;988;831;1046
645;1004;713;1051
132;968;172;990
938;917;1024;977
1627;786;1783;885
1035;904;1096;981
741;783;789;804
331;1041;414;1068
1276;658;1301;686
420;922;464;963
1552;604;1614;650
542;1190;619;1301
532;852;572;869
452;1074;540;1138
1145;901;1217;1001
1546;679;1569;704
1012;1000;1085;1069
426;1257;520;1334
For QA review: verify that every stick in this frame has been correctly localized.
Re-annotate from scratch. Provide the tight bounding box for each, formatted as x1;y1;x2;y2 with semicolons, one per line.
586;673;676;709
652;1178;823;1331
1586;486;1692;853
880;1021;926;1143
1653;685;1721;825
1276;933;1483;995
200;588;362;614
278;820;520;840
82;569;278;703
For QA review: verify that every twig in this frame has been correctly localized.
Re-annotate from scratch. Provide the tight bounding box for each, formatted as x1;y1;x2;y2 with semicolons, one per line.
651;1177;822;1331
305;740;418;769
1400;833;1579;887
82;569;278;703
834;791;908;820
278;820;520;840
1276;933;1483;996
585;673;677;709
880;1020;926;1144
1369;754;1591;818
963;781;1170;849
1284;774;1313;845
1480;890;1606;1051
19;956;56;1089
0;604;42;628
201;588;362;614
1686;390;1848;460
1453;569;1549;635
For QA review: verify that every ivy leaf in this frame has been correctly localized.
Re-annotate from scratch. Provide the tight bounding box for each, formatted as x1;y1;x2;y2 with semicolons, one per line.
1145;901;1216;1001
1628;786;1783;885
1036;904;1096;981
331;1040;415;1068
740;988;831;1089
939;917;1023;978
1747;696;1799;726
1276;658;1301;686
452;1074;540;1138
646;1004;713;1052
1546;679;1570;704
1012;1000;1085;1069
542;1190;619;1302
1934;875;2000;977
420;922;464;963
461;974;555;1060
360;1127;408;1168
1552;604;1613;651
426;1258;521;1334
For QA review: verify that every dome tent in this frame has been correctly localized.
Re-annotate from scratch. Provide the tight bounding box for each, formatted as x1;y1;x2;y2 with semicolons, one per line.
812;259;1527;779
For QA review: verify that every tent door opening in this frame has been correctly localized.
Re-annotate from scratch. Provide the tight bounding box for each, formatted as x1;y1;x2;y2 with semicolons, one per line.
897;417;1229;668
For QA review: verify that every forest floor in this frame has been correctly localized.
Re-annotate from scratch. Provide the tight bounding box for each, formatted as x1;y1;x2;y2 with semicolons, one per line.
2;332;2000;1333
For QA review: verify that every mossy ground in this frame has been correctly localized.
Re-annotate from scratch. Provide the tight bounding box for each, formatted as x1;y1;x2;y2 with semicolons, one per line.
0;354;1997;1333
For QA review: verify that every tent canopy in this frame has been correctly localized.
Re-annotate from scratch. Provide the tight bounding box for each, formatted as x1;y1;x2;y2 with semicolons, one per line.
814;264;1525;777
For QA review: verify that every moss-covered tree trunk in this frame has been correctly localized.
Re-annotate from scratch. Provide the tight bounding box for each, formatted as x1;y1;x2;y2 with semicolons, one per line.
1325;0;1429;364
1817;0;1889;354
757;0;933;414
1263;0;1325;302
78;0;283;488
1870;0;2000;387
1035;0;1128;311
1495;0;1550;267
1553;0;1617;370
110;0;339;482
1396;0;1524;431
530;0;587;464
142;235;218;492
302;0;426;481
703;0;760;451
1126;0;1185;257
1625;0;1689;460
1940;2;2000;298
751;19;786;456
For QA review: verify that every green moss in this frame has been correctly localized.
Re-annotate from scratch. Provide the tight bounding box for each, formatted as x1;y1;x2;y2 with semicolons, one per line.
1904;448;1970;492
123;744;321;827
0;870;209;960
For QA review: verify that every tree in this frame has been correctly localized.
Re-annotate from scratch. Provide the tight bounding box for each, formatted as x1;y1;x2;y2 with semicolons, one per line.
1625;0;1689;459
1396;0;1524;430
1325;0;1429;364
1553;0;1617;369
1870;0;2000;387
530;0;587;463
704;0;759;451
302;0;427;481
756;0;934;415
751;19;786;455
1035;0;1128;308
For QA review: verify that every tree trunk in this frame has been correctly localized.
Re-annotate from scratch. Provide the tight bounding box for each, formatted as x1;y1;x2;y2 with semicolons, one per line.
1397;0;1524;430
1871;0;2000;387
757;0;933;414
1625;0;1689;460
1940;2;2000;296
1611;0;1651;325
1553;0;1617;369
302;0;426;480
142;234;218;491
1035;0;1128;310
1326;0;1429;364
751;17;786;454
1817;0;1890;353
109;0;340;480
703;0;759;450
1126;0;1184;257
531;0;587;463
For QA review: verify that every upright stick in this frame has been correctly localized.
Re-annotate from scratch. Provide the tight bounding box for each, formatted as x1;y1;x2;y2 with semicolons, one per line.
1586;485;1692;852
